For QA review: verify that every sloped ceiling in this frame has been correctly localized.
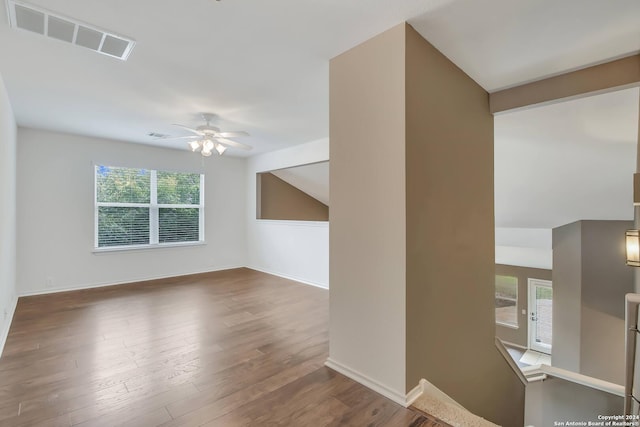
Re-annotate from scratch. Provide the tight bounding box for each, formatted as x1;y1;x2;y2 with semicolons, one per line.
271;161;329;206
495;87;639;230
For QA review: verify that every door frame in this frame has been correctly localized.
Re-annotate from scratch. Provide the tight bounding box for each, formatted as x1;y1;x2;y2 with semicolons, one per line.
528;278;553;354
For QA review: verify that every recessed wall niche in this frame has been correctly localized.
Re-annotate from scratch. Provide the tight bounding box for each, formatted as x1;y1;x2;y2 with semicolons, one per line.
256;161;329;221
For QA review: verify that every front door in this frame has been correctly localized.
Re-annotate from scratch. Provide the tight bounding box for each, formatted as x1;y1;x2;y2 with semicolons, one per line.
528;278;553;354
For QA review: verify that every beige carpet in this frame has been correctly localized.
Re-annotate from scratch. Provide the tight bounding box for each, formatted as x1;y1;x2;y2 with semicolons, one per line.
413;392;500;427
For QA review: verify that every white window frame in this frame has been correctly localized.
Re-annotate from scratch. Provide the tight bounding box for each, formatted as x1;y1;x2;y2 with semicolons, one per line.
94;166;205;252
495;274;519;329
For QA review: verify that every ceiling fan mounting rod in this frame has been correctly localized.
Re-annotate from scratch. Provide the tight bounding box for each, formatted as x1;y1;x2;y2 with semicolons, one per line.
201;112;216;126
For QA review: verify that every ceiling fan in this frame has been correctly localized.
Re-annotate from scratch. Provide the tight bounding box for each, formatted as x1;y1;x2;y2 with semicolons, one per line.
162;113;252;157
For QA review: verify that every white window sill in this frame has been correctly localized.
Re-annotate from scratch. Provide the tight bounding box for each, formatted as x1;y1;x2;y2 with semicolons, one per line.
496;321;519;330
255;219;329;227
93;241;206;254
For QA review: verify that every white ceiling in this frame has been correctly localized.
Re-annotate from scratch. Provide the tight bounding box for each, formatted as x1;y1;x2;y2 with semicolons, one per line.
271;161;329;206
1;0;639;240
0;0;638;157
495;87;639;229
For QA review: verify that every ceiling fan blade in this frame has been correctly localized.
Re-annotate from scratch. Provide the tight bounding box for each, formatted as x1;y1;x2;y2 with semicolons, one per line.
172;124;204;136
216;131;249;138
215;137;253;151
157;135;200;141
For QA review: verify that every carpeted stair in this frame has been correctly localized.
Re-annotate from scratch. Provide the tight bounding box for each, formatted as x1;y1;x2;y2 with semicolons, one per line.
412;380;500;427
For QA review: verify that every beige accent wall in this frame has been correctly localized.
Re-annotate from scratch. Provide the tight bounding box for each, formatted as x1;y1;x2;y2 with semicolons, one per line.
404;25;524;426
329;22;523;425
329;23;407;395
257;172;328;221
495;264;552;348
553;220;634;384
552;221;583;373
490;54;640;114
581;220;633;384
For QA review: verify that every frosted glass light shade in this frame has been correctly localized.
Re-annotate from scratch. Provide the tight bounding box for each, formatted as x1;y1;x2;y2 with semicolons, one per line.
626;229;640;267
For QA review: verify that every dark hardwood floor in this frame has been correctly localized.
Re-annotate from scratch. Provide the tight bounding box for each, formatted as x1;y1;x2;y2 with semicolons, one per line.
0;268;448;426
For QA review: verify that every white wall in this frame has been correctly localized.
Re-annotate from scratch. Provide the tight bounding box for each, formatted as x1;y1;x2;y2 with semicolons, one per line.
0;75;18;354
525;377;623;426
16;128;247;295
495;227;552;269
246;138;329;288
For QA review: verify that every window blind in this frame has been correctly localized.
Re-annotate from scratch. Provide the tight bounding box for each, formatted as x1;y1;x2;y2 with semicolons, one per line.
95;165;204;249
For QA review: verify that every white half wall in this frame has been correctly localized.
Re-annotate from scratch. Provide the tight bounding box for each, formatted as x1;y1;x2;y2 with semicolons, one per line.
16;128;247;295
246;139;329;288
0;75;18;354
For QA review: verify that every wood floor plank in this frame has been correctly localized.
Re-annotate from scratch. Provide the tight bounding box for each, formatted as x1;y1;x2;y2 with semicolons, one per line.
0;268;449;426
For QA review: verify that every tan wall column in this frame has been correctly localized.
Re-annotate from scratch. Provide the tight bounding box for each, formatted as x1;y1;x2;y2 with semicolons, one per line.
404;25;524;426
329;23;408;398
329;22;524;426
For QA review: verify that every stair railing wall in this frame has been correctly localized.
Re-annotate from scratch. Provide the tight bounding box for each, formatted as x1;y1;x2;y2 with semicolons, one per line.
624;293;640;414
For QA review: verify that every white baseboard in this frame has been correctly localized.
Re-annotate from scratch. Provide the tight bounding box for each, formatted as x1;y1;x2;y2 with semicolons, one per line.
246;266;328;290
0;295;18;358
19;265;328;298
405;381;423;406
324;358;422;407
18;265;245;297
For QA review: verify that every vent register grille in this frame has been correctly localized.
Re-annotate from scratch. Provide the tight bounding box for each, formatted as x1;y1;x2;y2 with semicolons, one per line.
6;0;135;60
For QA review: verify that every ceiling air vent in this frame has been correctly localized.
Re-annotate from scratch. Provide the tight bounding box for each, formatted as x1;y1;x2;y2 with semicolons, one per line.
6;0;135;61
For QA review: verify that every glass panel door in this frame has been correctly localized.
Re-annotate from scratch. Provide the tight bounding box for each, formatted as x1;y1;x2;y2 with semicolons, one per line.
528;279;553;354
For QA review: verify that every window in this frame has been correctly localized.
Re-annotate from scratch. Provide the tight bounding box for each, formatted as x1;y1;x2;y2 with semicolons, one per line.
495;275;518;328
95;165;204;249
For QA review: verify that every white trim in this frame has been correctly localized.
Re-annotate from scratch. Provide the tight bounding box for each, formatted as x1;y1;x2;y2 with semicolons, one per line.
94;165;204;249
0;295;18;358
94;164;99;246
18;265;244;297
96;202;150;208
198;173;205;242
405;381;424;406
494;337;528;385
499;340;528;350
528;278;552;354
325;358;412;407
257;159;330;175
150;169;158;244
246;266;328;289
255;219;328;228
524;364;625;397
92;240;206;253
495;274;519;329
496;321;519;330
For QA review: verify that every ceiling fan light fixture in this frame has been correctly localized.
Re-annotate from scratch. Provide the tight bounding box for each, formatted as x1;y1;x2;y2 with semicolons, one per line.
168;113;253;157
189;140;201;152
203;140;214;151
